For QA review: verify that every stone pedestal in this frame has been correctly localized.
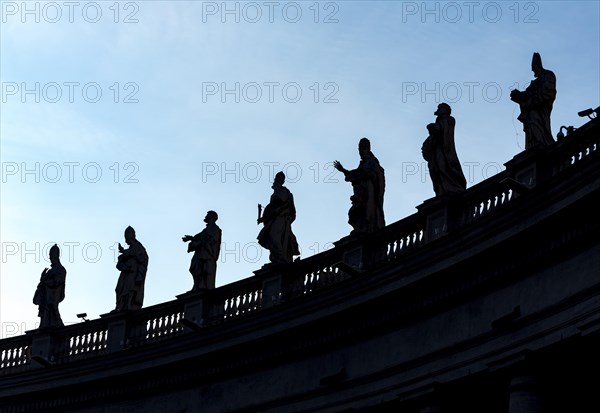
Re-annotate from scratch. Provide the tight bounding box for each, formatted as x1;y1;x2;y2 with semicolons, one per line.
26;328;62;365
176;290;209;331
504;146;545;189
417;194;462;242
100;311;131;351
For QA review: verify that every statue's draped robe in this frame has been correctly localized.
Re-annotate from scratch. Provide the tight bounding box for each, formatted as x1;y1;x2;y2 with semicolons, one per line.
511;69;556;149
257;186;300;263
33;263;66;328
188;223;222;290
345;154;385;234
422;115;467;196
116;240;148;310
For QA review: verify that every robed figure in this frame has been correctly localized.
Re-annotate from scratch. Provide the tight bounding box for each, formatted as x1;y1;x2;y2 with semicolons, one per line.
182;211;222;290
33;244;66;328
334;138;385;235
115;226;148;311
510;52;556;149
421;103;467;196
257;172;300;264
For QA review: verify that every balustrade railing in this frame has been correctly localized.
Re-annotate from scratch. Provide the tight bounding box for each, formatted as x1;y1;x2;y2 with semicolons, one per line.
0;117;597;374
208;276;263;325
549;120;600;175
128;301;184;347
0;336;31;374
55;320;108;362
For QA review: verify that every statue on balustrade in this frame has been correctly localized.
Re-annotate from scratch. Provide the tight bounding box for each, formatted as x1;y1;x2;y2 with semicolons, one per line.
115;226;148;311
257;172;300;264
183;210;221;290
510;52;556;149
421;103;467;196
33;244;66;328
334;138;385;235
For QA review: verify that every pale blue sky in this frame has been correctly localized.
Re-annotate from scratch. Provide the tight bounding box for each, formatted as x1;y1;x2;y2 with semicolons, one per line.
1;0;599;336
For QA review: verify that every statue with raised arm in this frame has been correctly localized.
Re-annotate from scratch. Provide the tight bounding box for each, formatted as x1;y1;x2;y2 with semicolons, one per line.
115;226;148;311
33;244;66;328
421;103;467;196
257;172;300;264
334;138;385;235
510;52;557;149
182;211;221;290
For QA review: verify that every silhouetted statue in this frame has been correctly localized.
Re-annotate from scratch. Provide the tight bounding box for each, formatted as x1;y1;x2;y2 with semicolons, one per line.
183;211;222;290
510;52;556;149
421;103;467;196
334;138;385;235
33;244;66;328
257;172;300;264
115;226;148;311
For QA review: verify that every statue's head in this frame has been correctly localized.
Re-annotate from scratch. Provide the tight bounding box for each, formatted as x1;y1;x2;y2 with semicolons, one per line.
124;226;136;245
205;210;218;223
49;244;60;265
358;138;371;159
435;103;451;116
273;171;285;188
531;52;543;77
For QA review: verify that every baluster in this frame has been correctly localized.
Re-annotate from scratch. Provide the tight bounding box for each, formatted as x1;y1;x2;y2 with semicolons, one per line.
489;194;497;212
309;272;316;290
231;296;240;317
84;333;92;353
475;202;482;219
166;315;173;334
75;334;83;354
160;316;168;336
163;314;174;336
69;336;77;356
236;296;243;315
304;273;311;292
237;295;244;315
81;334;89;353
158;317;165;336
97;331;105;350
245;292;253;312
236;295;243;316
168;314;175;334
161;316;168;335
243;293;251;314
171;313;178;333
227;297;233;317
92;332;100;350
157;317;164;336
9;348;16;366
391;239;398;257
148;319;157;339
